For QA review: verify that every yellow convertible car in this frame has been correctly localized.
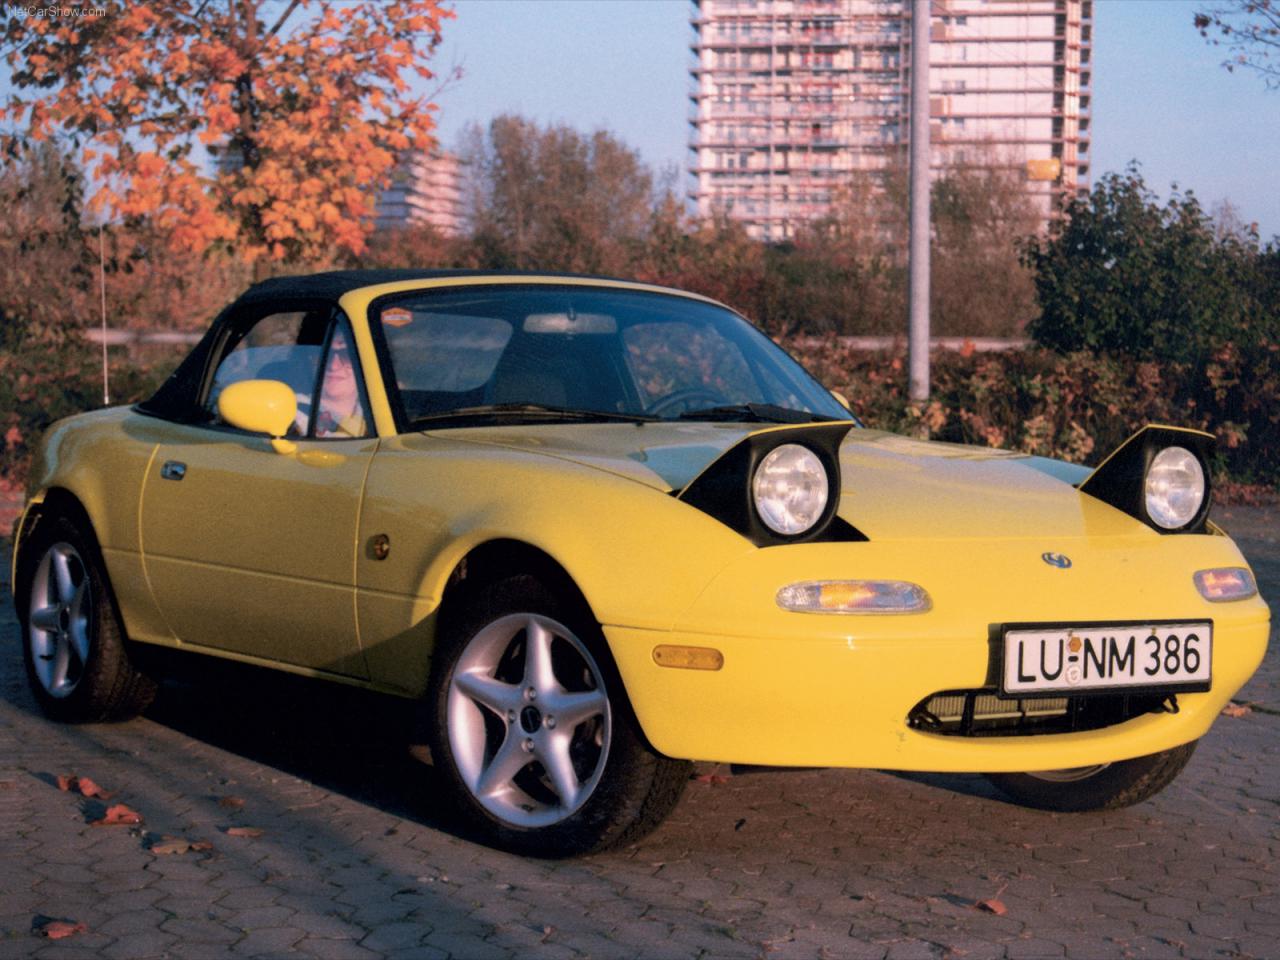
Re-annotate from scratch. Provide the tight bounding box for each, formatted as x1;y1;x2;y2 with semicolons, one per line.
12;271;1270;856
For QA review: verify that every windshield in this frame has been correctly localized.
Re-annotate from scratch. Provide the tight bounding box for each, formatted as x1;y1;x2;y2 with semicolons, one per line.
370;285;853;428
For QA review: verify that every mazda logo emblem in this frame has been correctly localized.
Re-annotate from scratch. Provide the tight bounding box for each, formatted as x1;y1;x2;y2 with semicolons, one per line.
1041;552;1072;569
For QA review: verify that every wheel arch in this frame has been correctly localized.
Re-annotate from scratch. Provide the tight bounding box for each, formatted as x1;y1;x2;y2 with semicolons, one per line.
431;538;669;746
437;538;595;640
424;546;692;855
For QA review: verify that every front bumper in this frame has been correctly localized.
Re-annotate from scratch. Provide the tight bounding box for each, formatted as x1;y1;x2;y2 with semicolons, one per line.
604;533;1271;772
606;616;1269;771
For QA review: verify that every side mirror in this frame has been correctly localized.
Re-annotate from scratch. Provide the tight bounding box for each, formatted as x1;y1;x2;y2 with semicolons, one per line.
217;379;298;454
830;389;851;411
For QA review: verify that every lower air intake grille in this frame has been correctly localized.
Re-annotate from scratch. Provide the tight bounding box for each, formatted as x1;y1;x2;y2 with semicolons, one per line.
908;688;1178;737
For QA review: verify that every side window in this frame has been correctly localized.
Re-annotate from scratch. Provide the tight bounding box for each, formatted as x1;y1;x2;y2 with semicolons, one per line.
206;311;325;434
314;323;371;439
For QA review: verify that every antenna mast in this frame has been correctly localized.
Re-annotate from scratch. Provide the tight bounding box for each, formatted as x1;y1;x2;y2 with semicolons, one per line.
99;223;109;405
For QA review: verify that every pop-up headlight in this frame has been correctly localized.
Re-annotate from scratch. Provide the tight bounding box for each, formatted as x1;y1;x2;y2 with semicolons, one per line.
752;443;829;536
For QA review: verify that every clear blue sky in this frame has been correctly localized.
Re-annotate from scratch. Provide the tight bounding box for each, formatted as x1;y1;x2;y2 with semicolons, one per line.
432;0;1280;240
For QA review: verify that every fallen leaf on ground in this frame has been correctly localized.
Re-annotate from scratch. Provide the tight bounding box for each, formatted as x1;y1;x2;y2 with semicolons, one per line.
149;836;214;855
692;773;730;785
1222;702;1252;718
224;826;264;838
217;795;245;810
37;919;87;940
74;777;111;799
56;775;113;799
974;898;1007;915
91;804;143;826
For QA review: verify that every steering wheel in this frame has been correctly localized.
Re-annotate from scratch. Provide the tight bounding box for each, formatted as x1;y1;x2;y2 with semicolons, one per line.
646;387;729;417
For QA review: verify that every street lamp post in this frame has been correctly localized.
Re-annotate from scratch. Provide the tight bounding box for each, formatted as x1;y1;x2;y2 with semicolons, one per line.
908;0;931;402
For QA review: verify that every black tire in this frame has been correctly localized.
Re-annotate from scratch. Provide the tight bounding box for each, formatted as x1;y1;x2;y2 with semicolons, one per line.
985;741;1197;812
427;574;690;857
17;513;157;723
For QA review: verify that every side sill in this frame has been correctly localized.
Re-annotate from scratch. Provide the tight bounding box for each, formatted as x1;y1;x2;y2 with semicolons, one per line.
126;635;421;700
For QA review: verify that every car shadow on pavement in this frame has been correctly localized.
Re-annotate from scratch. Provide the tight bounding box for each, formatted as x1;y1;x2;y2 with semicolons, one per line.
887;769;1010;803
139;653;454;831
0;623;576;956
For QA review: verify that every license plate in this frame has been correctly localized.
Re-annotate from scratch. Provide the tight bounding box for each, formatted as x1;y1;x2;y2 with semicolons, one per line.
1001;621;1212;695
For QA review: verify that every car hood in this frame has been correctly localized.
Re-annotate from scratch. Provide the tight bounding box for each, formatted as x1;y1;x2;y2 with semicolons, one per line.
430;423;1135;541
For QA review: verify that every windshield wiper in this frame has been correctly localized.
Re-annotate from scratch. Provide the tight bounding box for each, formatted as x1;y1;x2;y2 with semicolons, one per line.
412;403;656;428
676;403;841;424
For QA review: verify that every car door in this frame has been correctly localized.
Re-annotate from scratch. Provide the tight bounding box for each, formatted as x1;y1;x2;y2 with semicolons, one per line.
139;305;376;678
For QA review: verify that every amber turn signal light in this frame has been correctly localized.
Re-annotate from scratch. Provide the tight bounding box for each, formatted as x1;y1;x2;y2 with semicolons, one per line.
652;645;725;671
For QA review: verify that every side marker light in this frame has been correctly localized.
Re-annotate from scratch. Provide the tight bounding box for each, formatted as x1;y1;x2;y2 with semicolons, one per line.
652;645;725;671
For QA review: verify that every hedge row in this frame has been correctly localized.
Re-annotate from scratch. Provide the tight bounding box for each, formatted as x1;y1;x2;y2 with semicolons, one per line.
786;338;1280;489
3;336;1277;498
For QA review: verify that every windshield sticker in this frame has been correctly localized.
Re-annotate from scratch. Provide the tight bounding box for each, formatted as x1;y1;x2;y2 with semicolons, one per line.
383;307;414;328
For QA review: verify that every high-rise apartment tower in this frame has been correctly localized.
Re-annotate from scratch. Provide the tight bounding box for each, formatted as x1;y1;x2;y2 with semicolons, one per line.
689;0;1092;240
375;151;466;236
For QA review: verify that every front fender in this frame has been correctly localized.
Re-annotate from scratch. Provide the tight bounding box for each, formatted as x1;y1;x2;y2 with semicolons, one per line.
352;433;758;694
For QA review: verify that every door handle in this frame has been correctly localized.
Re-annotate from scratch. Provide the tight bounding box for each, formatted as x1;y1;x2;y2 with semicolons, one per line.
160;460;187;481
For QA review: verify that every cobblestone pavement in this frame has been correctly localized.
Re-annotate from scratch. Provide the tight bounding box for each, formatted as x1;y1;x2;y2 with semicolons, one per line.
0;508;1276;959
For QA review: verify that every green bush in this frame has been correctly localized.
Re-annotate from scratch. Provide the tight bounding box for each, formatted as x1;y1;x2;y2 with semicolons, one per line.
787;338;1280;488
1024;167;1280;368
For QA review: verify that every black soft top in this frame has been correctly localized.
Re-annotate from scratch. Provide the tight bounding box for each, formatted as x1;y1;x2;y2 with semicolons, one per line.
236;269;476;304
136;268;653;423
234;268;646;304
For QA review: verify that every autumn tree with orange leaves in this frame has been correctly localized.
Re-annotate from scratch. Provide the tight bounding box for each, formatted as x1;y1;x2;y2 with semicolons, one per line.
1;0;453;265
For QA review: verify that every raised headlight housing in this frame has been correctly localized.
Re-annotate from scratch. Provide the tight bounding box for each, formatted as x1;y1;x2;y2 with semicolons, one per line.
752;443;829;536
1078;425;1214;535
1145;446;1206;530
677;422;861;546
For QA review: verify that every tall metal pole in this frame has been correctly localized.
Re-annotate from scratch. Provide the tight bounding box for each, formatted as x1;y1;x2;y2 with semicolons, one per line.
99;223;110;405
907;0;931;402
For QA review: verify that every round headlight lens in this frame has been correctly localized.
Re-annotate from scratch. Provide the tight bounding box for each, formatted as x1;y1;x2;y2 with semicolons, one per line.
752;443;830;536
1145;446;1206;529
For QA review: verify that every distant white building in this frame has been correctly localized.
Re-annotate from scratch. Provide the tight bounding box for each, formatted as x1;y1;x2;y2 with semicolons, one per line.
689;0;1093;240
375;151;466;236
209;142;466;238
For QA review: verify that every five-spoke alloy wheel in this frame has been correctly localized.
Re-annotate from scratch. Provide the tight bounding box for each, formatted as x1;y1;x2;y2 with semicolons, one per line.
447;611;612;828
428;575;689;857
28;541;94;700
19;513;156;722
